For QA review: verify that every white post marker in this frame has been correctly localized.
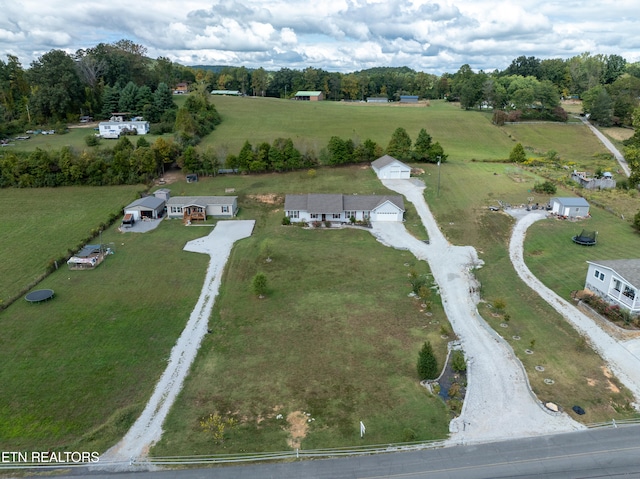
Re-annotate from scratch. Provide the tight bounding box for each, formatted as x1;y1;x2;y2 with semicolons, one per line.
360;421;366;438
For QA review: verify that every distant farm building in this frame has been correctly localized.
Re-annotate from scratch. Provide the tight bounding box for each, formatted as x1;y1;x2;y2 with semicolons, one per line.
98;115;150;139
294;91;324;101
399;95;419;103
210;90;242;96
371;155;411;179
173;83;189;94
367;97;389;103
550;197;590;219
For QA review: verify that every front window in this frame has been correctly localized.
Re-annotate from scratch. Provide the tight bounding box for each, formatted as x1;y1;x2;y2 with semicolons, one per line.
311;213;319;219
222;206;229;213
623;286;636;300
613;279;621;292
170;206;182;213
333;213;341;219
288;210;299;219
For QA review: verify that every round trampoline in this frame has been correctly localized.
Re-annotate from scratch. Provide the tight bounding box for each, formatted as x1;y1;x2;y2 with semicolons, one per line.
25;289;55;303
572;229;597;246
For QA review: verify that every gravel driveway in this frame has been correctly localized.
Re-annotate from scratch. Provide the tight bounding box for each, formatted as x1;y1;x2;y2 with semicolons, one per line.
100;220;255;468
374;179;583;444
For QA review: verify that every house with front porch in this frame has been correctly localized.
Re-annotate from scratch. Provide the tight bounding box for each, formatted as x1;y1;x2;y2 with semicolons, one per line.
585;259;640;315
166;196;238;222
284;194;404;223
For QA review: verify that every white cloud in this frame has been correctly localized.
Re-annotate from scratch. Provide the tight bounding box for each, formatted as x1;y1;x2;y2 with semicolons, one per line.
1;0;639;73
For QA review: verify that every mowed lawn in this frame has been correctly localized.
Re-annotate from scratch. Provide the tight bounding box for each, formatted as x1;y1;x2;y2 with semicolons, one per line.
0;219;210;452
0;185;142;304
424;160;639;422
153;199;450;456
200;97;516;161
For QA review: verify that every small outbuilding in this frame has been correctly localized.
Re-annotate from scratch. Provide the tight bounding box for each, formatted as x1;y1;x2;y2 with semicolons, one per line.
294;91;324;101
153;188;171;202
371;155;411;179
124;196;166;221
550;197;590;218
399;95;419;103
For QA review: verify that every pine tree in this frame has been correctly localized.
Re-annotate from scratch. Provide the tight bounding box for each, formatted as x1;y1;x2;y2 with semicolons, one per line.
413;128;432;162
387;127;412;160
417;341;439;380
509;143;527;163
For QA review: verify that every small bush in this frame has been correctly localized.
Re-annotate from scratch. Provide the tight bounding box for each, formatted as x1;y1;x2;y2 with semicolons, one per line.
85;134;100;146
281;216;291;225
451;350;467;373
402;428;417;442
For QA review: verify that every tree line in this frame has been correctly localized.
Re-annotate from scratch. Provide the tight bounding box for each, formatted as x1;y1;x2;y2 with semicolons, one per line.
0;126;446;187
3;43;640;137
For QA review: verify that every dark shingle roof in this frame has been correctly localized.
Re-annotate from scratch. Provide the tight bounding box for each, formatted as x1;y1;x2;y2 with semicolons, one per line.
166;196;237;207
588;259;640;289
284;194;404;213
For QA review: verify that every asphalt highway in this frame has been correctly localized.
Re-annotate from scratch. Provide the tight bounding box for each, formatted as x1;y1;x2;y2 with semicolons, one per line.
19;424;640;479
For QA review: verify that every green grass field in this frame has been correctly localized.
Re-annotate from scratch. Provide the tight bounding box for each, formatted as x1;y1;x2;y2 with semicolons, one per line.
1;95;639;455
0;185;143;304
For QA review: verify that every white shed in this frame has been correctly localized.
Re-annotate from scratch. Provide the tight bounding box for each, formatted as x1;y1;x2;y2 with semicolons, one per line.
371;155;411;179
550;197;590;218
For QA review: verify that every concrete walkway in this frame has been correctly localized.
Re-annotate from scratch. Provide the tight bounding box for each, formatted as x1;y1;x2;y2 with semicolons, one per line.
101;220;255;467
372;179;582;445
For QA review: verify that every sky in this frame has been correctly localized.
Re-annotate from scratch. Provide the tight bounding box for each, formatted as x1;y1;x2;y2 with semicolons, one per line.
1;0;639;74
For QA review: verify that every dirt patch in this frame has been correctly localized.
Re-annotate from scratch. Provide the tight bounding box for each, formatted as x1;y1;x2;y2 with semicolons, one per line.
586;378;597;386
286;411;309;449
601;367;621;393
247;194;282;205
156;171;183;185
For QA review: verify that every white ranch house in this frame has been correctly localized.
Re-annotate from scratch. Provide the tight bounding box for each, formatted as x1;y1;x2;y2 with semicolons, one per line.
166;196;238;221
284;194;405;223
98;116;150;139
550;197;590;218
585;259;640;315
371;155;411;179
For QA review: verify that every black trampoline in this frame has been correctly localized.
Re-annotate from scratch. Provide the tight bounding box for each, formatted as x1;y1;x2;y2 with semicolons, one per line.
572;229;597;246
25;289;55;303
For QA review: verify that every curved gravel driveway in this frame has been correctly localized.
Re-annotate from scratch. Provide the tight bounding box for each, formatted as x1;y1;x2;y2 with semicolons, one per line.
373;179;582;444
510;212;640;405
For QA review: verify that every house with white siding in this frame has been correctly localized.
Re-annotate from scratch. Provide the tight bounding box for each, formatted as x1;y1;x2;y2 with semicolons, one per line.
284;193;404;223
371;155;411;179
166;196;238;221
99;116;150;139
585;259;640;315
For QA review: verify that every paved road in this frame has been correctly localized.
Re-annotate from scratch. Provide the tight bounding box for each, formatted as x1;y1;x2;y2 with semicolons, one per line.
18;425;640;478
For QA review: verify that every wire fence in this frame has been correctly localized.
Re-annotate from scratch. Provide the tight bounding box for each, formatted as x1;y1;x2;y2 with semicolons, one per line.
3;419;640;471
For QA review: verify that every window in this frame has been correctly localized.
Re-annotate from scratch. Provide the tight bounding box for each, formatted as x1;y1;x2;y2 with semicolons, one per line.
170;206;182;213
345;211;356;219
364;211;370;219
599;273;604;281
288;210;299;219
623;286;636;300
613;279;621;292
311;213;319;219
333;213;341;219
594;269;600;278
222;206;229;213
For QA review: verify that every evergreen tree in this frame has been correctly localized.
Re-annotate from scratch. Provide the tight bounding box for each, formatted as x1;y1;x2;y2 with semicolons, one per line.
509;143;527;163
252;273;267;297
417;341;439;380
413;128;432;162
100;85;120;118
387;127;412;160
118;81;139;113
